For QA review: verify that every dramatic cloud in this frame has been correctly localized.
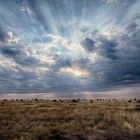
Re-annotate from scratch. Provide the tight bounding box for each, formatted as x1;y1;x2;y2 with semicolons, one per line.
81;38;95;52
0;0;140;98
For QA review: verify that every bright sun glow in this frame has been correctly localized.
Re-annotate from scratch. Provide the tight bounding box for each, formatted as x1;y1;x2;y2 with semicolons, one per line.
60;67;89;77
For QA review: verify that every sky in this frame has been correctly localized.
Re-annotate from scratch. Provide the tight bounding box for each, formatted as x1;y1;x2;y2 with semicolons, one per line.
0;0;140;99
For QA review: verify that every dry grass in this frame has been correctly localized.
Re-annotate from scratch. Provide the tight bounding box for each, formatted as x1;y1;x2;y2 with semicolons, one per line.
0;99;140;140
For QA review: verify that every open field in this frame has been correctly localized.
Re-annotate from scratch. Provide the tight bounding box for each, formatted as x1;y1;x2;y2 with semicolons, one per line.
0;99;140;140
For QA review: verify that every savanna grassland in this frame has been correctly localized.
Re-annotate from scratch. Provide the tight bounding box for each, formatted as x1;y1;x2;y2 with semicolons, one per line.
0;99;140;140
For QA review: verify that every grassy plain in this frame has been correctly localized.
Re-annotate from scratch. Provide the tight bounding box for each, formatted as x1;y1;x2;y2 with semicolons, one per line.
0;99;140;140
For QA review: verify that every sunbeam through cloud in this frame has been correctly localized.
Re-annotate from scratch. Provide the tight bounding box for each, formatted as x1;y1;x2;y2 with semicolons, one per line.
0;0;140;98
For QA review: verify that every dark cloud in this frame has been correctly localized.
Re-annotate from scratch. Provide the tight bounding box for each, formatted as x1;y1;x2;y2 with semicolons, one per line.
81;38;95;52
84;20;140;91
0;44;39;67
97;37;117;59
126;22;137;31
0;45;22;57
53;58;72;70
0;27;9;43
